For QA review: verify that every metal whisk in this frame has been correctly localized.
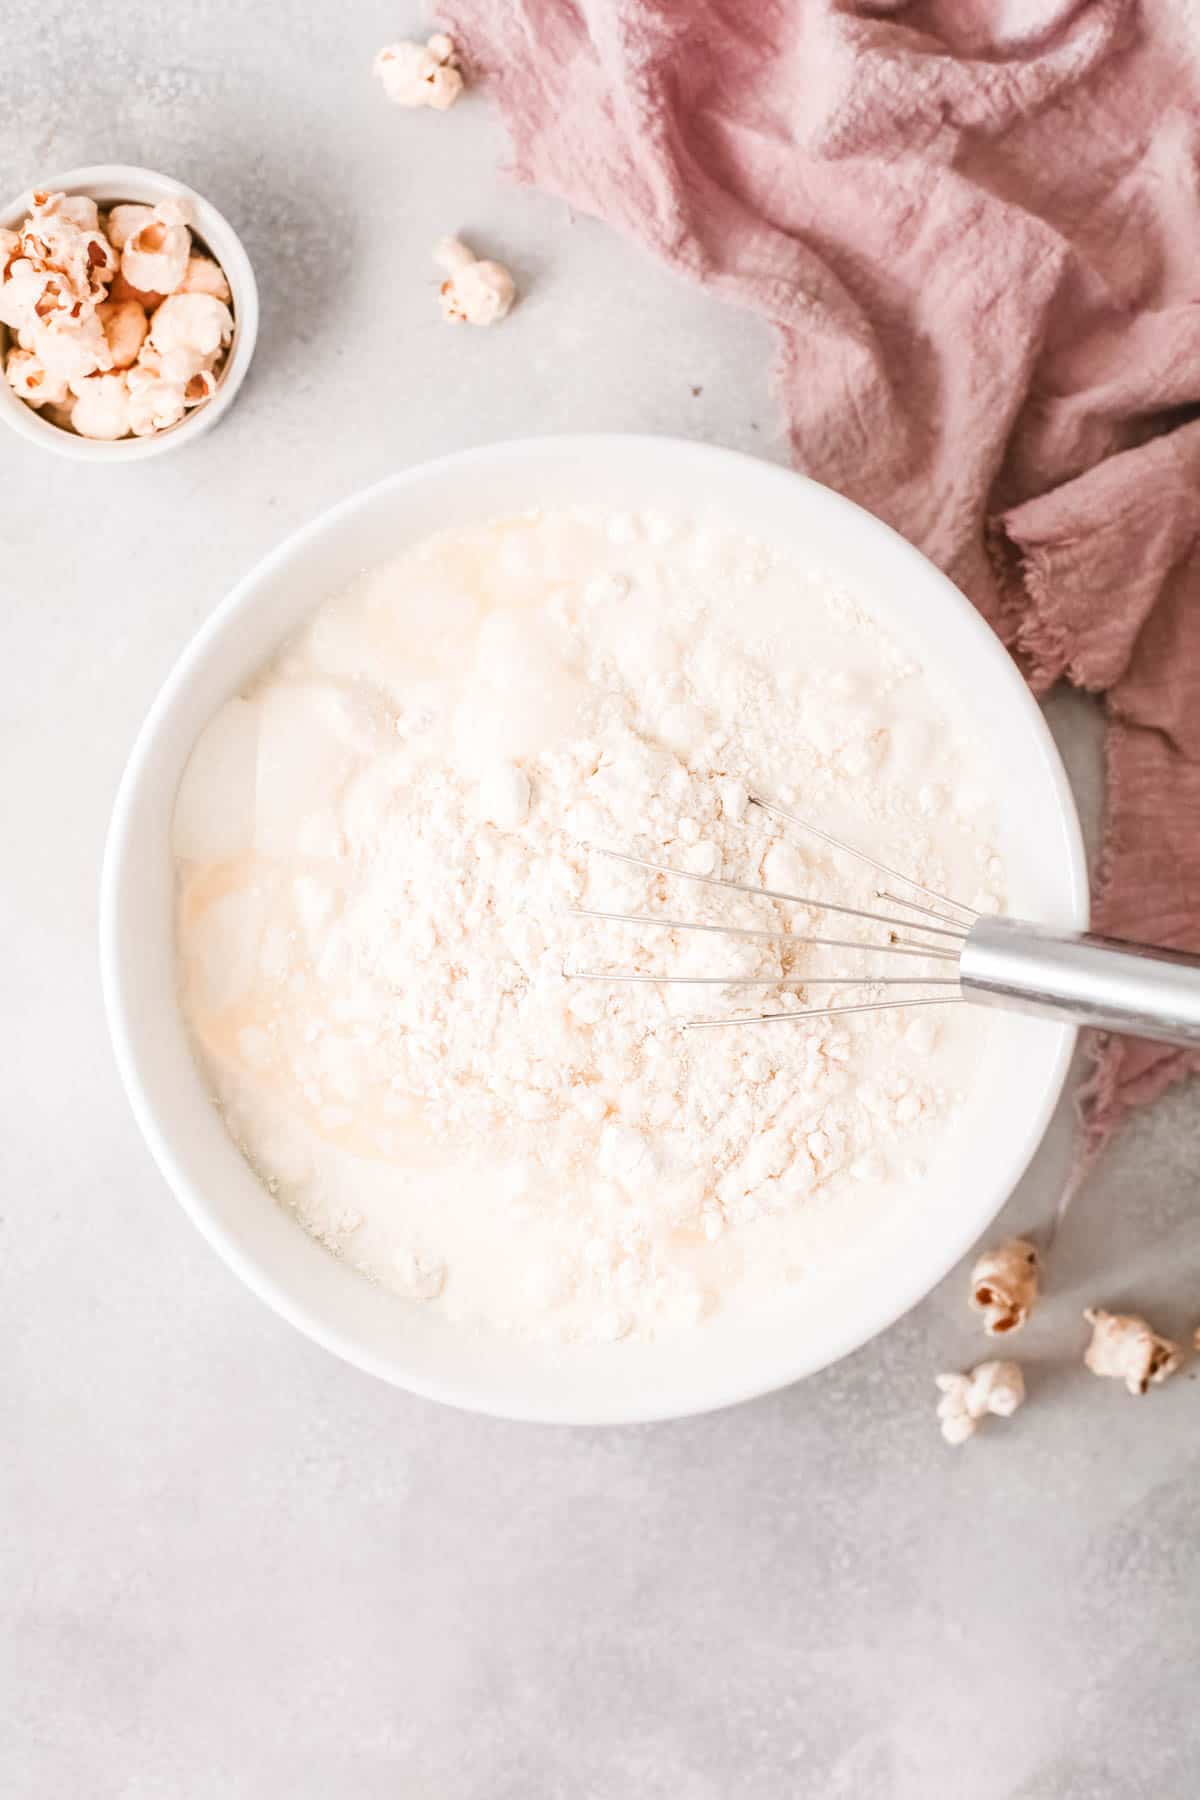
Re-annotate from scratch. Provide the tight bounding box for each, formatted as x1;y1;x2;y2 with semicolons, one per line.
567;795;1200;1049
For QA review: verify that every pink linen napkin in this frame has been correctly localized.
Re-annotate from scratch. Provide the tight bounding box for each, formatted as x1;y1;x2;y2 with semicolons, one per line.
446;0;1200;1155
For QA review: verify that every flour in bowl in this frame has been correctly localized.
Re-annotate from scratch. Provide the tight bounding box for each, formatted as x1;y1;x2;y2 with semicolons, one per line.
173;507;1005;1341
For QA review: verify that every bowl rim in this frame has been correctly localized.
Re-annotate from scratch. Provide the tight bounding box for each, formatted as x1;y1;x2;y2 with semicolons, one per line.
0;161;258;462
100;435;1089;1422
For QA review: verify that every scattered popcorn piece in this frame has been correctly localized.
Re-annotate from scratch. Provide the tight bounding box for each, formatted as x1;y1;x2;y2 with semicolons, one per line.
435;236;516;326
1083;1308;1182;1396
121;199;191;297
970;1236;1039;1335
147;291;234;360
96;297;148;369
373;34;463;109
4;347;69;407
935;1360;1025;1445
69;371;132;440
433;236;475;276
179;254;231;302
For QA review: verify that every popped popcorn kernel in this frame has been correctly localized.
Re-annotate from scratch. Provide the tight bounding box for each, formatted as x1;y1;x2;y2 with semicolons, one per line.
4;346;68;407
0;258;58;331
179;254;231;302
373;33;464;109
970;1236;1039;1335
0;228;20;283
105;203;156;251
434;236;516;326
96;297;149;369
1083;1308;1182;1396
125;363;188;436
27;188;99;233
120;199;191;297
182;365;219;407
69;370;132;440
935;1360;1025;1445
147;291;233;360
19;191;114;307
107;268;165;310
28;310;112;383
136;341;208;388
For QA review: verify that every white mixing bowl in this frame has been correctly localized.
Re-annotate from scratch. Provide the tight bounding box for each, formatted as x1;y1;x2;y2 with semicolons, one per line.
101;436;1088;1423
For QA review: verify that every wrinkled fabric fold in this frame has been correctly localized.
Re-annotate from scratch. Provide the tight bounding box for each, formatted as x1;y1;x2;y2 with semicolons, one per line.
446;0;1200;1149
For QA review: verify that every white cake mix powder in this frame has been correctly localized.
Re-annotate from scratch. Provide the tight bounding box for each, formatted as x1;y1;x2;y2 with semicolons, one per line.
173;507;1005;1341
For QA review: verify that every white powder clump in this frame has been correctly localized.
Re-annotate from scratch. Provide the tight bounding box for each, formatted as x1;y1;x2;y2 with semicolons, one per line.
174;508;1005;1343
394;1250;447;1301
480;761;531;830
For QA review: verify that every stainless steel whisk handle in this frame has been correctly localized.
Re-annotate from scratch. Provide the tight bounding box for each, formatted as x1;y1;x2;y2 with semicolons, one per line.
960;916;1200;1048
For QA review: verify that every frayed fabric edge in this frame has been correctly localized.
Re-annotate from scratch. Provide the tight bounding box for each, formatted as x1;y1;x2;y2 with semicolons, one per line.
986;512;1086;696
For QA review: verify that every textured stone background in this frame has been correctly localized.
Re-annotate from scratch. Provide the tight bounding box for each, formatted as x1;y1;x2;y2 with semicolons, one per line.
3;6;1198;1795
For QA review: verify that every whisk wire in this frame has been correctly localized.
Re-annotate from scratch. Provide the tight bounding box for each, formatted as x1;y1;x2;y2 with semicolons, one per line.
564;971;962;988
683;996;964;1030
748;795;977;922
567;908;960;962
583;846;968;940
877;890;972;927
572;801;979;1027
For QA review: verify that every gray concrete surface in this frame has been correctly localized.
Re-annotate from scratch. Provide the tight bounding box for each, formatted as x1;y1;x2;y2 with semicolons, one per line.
3;6;1198;1796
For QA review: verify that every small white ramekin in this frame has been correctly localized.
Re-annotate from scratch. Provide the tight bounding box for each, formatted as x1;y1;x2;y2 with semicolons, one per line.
0;162;258;462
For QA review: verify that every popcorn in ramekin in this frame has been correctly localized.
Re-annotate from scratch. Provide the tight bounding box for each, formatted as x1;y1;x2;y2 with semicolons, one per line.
1;188;236;441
